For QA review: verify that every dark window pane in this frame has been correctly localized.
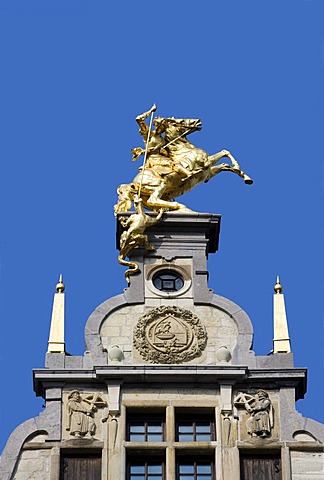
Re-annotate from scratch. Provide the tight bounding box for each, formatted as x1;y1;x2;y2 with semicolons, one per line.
196;434;212;441
179;465;194;473
196;424;211;432
197;465;212;473
147;425;163;433
178;434;194;442
148;434;163;442
178;425;194;433
162;279;174;289
130;465;145;473
175;278;183;290
130;434;146;442
154;278;162;289
130;425;146;433
147;465;162;473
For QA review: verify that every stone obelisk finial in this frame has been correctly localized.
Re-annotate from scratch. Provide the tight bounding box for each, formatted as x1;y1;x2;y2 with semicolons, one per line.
47;274;66;353
273;276;291;353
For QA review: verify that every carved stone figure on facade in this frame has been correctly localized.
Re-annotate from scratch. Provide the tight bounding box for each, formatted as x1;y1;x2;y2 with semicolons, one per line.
234;390;274;438
66;391;107;438
118;196;164;284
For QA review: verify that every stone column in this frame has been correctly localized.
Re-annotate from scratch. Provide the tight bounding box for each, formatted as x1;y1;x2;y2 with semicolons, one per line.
281;445;292;480
222;447;240;480
166;405;175;480
49;447;60;480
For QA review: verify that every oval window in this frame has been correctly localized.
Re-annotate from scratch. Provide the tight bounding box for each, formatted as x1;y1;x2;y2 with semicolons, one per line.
152;270;184;292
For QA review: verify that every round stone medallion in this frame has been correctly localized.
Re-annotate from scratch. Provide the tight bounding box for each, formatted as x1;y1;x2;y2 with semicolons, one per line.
133;306;207;364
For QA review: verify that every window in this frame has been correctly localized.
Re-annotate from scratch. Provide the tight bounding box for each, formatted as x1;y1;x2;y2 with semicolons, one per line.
127;413;165;442
176;414;215;442
127;458;165;480
177;459;214;480
152;270;184;292
126;409;216;480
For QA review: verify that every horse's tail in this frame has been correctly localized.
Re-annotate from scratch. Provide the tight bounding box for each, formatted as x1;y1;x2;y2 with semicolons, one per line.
114;184;138;215
118;255;140;285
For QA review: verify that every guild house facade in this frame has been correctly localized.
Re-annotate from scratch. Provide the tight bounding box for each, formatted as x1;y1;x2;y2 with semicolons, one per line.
0;212;323;480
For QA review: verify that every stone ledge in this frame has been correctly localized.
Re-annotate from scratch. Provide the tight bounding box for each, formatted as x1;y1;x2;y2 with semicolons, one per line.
34;365;306;398
116;212;221;253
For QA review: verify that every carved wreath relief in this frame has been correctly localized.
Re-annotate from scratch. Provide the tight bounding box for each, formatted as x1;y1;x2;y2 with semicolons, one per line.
66;390;107;438
133;306;207;363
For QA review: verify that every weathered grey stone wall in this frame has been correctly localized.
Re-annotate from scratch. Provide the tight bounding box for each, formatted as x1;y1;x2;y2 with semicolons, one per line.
195;305;238;364
85;290;255;367
291;451;324;479
13;448;52;480
12;435;51;480
123;386;219;404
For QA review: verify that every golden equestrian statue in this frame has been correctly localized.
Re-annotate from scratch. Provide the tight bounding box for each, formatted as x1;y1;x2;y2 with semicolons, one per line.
114;104;252;214
116;105;253;283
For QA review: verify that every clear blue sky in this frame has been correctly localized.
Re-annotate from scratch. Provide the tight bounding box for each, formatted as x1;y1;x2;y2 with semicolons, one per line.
0;0;323;453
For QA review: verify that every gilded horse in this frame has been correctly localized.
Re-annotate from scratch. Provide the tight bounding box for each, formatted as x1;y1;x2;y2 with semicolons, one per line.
114;116;253;214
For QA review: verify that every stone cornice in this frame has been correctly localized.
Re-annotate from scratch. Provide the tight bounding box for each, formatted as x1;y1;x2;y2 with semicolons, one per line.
33;365;306;398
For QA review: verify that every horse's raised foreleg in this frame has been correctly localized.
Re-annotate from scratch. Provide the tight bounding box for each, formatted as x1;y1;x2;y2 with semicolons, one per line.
232;167;253;184
207;150;253;185
225;152;253;184
208;163;253;184
205;150;231;168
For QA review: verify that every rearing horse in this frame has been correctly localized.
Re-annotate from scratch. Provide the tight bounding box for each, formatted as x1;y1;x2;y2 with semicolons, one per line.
114;116;252;214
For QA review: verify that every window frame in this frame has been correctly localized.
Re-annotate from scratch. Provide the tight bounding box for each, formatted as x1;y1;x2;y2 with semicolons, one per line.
175;413;216;442
127;412;166;443
152;270;184;292
176;457;215;480
127;456;165;480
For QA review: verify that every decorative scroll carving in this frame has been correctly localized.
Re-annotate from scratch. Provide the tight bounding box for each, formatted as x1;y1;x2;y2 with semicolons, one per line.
109;416;119;449
133;306;207;364
222;413;232;446
66;391;107;438
234;390;274;438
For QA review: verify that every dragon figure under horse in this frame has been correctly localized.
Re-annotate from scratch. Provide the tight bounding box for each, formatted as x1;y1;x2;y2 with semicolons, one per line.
114;106;253;214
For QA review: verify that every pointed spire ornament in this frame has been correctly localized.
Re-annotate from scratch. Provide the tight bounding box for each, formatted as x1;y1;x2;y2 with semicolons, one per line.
47;274;66;353
273;275;291;353
274;275;283;294
56;273;65;293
